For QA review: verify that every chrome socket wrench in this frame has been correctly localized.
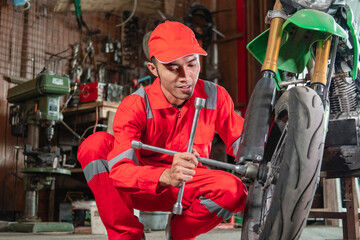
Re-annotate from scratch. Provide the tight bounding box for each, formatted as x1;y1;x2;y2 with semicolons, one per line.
131;140;247;175
170;97;206;214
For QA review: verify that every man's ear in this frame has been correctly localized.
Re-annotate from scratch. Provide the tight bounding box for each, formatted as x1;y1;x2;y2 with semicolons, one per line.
147;61;158;77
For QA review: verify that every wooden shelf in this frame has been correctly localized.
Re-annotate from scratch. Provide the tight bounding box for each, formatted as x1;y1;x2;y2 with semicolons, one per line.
63;101;119;119
70;168;84;173
62;101;118;133
64;101;118;112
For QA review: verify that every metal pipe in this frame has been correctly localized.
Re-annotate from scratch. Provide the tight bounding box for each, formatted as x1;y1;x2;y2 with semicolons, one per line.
131;140;247;175
24;190;38;221
279;79;306;88
61;120;81;139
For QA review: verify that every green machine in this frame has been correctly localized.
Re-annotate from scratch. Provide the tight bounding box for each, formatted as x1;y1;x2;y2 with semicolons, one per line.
7;72;74;233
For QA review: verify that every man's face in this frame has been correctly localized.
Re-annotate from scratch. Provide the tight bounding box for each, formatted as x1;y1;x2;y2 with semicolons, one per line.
148;54;200;106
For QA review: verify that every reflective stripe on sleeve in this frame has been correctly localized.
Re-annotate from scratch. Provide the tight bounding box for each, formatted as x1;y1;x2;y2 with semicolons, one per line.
199;196;236;219
83;159;109;183
108;148;139;171
203;81;217;110
132;87;153;119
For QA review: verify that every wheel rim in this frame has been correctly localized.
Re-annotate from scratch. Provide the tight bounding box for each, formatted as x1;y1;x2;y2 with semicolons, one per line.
259;121;288;234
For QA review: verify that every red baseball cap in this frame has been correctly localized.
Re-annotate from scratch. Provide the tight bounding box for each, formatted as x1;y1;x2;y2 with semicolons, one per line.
148;21;207;63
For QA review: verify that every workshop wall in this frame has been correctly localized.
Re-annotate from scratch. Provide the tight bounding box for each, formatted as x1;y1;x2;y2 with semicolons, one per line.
0;0;243;221
245;0;276;98
0;0;124;220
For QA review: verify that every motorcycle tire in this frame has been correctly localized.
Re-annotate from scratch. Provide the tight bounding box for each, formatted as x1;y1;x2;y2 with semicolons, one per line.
241;86;325;240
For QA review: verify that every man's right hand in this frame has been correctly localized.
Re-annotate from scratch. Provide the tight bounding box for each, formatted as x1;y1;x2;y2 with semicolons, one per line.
159;151;199;188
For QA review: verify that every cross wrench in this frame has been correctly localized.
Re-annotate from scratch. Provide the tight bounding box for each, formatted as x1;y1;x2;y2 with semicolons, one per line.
131;140;247;174
172;97;206;215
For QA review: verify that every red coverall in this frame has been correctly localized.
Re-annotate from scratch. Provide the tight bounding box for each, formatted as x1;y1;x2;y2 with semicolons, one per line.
77;78;247;240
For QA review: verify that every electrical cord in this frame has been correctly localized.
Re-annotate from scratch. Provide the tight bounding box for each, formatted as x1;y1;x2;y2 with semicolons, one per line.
116;0;138;27
78;124;107;145
22;0;30;11
93;105;99;134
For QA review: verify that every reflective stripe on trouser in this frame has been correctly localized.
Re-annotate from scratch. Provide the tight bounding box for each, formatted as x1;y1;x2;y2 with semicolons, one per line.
78;131;248;240
77;132;144;240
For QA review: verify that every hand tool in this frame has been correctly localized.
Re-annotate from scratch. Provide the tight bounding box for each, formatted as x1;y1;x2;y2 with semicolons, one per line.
131;140;247;175
74;0;100;37
74;0;89;32
174;97;205;215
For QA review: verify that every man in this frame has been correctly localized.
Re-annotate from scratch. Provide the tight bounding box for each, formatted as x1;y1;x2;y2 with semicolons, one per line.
77;21;247;240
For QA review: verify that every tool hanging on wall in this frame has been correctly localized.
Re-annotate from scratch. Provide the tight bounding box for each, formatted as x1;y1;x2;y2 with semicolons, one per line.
73;0;100;36
184;4;214;51
74;0;88;31
101;36;122;64
113;40;122;63
81;41;97;71
76;66;83;83
101;36;114;53
121;14;138;66
184;4;230;50
70;44;80;82
132;75;151;89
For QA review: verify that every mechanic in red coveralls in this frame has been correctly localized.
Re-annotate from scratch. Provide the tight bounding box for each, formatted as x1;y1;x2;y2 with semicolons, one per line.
77;20;247;240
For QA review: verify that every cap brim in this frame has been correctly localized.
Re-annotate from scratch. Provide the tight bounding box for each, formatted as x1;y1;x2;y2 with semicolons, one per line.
155;46;207;64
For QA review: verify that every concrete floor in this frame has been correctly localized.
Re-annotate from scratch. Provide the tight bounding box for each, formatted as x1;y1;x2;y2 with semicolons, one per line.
0;225;345;239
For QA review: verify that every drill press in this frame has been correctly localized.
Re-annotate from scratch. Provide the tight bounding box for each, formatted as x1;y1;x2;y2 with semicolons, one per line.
7;72;74;233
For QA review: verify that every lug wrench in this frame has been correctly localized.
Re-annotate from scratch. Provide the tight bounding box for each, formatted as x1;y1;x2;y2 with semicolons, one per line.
172;97;205;215
131;140;247;174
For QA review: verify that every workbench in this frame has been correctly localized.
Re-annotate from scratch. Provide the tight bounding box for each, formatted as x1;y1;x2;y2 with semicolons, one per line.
59;101;119;171
62;101;119;134
52;101;121;221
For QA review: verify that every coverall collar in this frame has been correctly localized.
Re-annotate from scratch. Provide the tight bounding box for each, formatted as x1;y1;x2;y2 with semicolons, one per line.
147;77;209;110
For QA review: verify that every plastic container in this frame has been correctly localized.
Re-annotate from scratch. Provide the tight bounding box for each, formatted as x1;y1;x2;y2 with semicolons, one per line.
90;205;106;235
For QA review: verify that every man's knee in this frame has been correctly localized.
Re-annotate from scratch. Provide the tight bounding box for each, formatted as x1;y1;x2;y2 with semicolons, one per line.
77;131;114;168
215;173;248;212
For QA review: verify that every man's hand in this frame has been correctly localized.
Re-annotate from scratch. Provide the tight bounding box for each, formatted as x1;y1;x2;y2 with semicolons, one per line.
159;151;199;188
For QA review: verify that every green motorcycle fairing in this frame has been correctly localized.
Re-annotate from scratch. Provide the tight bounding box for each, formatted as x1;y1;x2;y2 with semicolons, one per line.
344;4;359;79
247;9;348;89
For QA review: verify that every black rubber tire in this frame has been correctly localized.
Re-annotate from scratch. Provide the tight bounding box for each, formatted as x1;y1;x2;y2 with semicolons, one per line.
241;86;325;240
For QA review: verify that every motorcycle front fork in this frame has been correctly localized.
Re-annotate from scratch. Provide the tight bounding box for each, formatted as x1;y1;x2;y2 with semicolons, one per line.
311;37;337;135
310;39;333;102
260;0;334;101
240;0;334;183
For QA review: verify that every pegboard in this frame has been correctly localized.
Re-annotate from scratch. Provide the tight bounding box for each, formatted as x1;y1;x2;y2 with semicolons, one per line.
0;0;216;88
0;0;123;81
